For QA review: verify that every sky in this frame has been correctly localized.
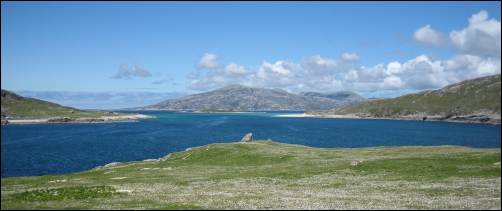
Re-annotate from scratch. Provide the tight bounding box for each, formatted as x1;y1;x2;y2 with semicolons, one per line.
1;1;501;101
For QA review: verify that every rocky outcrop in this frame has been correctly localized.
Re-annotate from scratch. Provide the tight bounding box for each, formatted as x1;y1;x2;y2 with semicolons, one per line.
5;114;154;125
241;133;253;142
47;117;74;123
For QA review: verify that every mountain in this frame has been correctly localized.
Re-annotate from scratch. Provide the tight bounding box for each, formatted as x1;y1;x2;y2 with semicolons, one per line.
300;91;366;105
144;84;340;111
314;74;501;123
1;89;112;120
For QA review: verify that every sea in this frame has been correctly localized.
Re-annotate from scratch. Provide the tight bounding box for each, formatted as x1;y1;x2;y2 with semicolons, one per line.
1;111;500;177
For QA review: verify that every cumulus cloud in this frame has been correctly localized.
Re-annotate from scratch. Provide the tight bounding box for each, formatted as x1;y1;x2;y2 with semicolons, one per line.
413;25;444;46
111;64;152;79
302;55;337;76
197;53;219;69
225;63;247;75
187;10;500;97
450;10;501;58
188;52;500;95
341;53;360;62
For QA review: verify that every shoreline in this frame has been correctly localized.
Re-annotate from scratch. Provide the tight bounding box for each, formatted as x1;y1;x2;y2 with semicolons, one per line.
277;113;501;125
4;140;501;179
1;114;155;125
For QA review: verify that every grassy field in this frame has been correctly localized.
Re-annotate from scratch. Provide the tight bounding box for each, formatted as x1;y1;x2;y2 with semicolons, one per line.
1;141;500;209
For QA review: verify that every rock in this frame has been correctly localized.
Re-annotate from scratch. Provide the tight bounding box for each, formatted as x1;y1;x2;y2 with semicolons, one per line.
47;117;74;123
103;162;121;168
241;133;253;142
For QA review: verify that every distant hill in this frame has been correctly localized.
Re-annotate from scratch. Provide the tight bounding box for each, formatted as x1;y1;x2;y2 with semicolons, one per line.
300;91;366;106
144;84;341;111
15;91;186;110
315;74;501;123
1;89;106;120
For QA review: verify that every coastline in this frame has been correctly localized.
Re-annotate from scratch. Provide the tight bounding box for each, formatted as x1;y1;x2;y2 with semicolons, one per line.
2;141;500;209
278;112;501;125
1;114;154;125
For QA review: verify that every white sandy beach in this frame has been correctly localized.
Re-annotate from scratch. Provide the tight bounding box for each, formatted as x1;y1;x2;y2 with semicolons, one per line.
273;113;316;118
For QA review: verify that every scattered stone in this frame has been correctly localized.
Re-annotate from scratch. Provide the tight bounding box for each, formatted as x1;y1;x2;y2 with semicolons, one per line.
241;133;253;142
143;159;159;162
351;160;362;166
103;162;121;168
48;179;67;183
182;153;192;160
47;117;74;123
110;177;127;180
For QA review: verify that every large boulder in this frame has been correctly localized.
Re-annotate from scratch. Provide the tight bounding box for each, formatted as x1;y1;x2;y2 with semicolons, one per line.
241;133;253;142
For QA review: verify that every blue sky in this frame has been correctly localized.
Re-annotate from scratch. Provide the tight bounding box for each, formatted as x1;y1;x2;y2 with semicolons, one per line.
1;2;501;98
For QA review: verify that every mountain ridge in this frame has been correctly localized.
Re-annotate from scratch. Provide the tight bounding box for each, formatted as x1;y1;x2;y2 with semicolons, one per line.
144;85;344;111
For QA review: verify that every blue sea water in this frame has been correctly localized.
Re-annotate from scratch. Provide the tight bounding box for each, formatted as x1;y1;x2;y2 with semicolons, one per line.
1;111;501;177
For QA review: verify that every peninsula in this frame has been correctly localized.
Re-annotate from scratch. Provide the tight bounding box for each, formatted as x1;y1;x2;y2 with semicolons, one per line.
1;89;153;125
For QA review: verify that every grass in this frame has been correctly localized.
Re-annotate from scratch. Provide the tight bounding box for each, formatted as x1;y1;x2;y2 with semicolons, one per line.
353;153;501;181
1;141;500;209
327;74;501;117
10;186;116;201
1;89;116;119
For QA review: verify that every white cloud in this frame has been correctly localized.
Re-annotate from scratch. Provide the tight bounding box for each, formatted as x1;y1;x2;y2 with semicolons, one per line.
258;61;294;78
302;55;337;76
450;10;501;58
197;53;219;69
188;52;500;95
386;61;402;75
225;63;247;75
414;25;444;46
111;64;151;79
187;11;501;97
341;53;360;62
383;75;404;89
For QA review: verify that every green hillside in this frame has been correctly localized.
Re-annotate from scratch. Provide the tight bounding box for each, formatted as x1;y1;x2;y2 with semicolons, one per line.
330;74;501;119
1;141;500;209
1;89;108;119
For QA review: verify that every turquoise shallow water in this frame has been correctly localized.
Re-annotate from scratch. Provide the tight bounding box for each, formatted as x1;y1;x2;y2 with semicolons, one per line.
1;111;500;177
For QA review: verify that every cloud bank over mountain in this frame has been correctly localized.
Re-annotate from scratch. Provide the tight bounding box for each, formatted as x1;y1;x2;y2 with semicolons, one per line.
187;10;500;98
